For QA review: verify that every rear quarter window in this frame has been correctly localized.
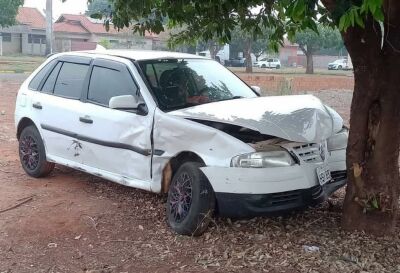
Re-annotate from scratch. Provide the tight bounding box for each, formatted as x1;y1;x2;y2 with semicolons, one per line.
28;60;55;90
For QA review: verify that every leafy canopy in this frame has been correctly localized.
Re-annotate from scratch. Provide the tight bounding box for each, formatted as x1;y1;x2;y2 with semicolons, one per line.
86;0;113;17
293;25;343;54
102;0;385;49
0;0;24;28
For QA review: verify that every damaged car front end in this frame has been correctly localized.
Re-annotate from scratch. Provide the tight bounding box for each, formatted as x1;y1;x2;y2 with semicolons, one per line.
139;57;347;234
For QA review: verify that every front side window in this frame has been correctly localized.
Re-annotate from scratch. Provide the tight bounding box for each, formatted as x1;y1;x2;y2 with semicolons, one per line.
139;59;257;111
88;66;139;106
54;62;89;99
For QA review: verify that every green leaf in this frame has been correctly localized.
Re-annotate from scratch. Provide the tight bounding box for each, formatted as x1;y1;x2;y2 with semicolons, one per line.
338;15;346;31
371;198;379;209
354;13;365;28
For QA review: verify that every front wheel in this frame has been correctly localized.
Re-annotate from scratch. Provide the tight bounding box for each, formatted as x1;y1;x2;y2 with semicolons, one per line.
19;125;54;178
167;162;215;236
276;64;281;69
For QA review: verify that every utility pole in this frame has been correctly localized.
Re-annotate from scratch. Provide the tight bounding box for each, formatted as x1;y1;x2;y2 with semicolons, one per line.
45;0;53;55
0;33;3;56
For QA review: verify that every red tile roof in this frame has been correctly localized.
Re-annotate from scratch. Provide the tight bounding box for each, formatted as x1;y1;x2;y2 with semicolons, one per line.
54;14;158;38
56;14;114;34
16;7;45;29
54;21;89;34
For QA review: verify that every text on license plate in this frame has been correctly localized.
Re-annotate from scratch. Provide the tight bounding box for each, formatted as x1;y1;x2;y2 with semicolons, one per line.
316;165;331;185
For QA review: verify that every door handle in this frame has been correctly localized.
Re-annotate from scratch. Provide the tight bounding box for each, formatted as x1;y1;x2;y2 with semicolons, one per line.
32;102;42;110
79;116;93;124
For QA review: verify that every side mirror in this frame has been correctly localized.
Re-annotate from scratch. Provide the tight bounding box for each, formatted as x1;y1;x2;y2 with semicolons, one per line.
251;86;261;96
109;95;140;110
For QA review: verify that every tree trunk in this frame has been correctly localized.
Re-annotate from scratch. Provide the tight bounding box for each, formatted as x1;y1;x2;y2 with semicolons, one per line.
208;41;221;62
305;52;313;74
45;0;53;55
340;14;400;235
244;38;253;73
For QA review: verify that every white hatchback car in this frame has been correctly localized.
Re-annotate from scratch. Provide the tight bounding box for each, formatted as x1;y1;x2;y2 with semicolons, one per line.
254;58;281;69
15;50;347;235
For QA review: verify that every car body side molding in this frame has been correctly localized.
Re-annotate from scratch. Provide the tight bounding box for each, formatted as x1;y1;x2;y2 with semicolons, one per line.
41;124;152;156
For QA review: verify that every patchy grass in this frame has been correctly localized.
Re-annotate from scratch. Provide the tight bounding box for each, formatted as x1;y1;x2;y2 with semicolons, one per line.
0;55;45;73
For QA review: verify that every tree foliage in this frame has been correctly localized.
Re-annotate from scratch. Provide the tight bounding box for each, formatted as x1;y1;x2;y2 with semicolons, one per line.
86;0;113;17
0;0;24;28
294;25;343;73
230;27;271;60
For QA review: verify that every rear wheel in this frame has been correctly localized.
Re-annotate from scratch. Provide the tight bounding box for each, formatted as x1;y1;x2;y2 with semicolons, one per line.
167;162;215;236
19;125;54;178
338;65;342;70
276;64;281;69
261;64;266;68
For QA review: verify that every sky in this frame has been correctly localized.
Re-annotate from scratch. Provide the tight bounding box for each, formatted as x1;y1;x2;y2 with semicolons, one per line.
24;0;88;18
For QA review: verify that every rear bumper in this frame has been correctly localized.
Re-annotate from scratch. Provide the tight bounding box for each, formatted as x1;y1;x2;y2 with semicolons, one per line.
215;176;346;218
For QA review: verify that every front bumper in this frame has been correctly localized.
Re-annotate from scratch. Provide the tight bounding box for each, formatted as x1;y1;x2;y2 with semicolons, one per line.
215;173;346;218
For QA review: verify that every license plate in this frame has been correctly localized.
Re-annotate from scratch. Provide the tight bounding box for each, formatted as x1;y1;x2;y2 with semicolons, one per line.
316;164;331;186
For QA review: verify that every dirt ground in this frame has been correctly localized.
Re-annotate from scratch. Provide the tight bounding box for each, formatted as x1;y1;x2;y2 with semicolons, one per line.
0;73;398;273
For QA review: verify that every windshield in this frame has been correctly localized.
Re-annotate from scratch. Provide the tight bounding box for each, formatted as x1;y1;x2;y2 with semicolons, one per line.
138;59;257;111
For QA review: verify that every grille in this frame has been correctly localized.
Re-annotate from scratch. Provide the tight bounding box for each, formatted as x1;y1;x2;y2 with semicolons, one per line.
292;143;322;163
331;170;347;182
271;190;302;205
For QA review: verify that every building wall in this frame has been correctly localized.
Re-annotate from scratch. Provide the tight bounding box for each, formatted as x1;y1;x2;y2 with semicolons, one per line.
0;25;27;55
279;46;298;66
91;33;153;50
288;55;343;68
22;29;46;56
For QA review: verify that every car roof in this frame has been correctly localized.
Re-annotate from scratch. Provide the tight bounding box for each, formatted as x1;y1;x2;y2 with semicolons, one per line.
52;50;209;61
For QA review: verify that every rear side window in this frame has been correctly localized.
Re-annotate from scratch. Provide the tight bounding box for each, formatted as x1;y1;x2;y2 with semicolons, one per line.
54;62;89;99
28;60;55;90
88;66;138;106
42;62;62;93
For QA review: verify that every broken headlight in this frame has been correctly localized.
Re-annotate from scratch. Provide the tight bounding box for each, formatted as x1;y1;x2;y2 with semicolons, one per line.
231;146;295;168
327;128;348;151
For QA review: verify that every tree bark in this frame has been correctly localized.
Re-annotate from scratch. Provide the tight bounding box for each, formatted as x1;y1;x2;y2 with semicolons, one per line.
305;52;313;74
340;15;400;234
317;0;400;235
208;41;222;62
244;38;253;73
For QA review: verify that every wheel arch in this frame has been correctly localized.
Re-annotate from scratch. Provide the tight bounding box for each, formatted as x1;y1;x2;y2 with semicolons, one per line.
17;117;38;140
161;151;206;194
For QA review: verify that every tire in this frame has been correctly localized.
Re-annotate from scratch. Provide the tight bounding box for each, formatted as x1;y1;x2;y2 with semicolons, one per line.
338;65;342;70
167;162;215;236
276;65;281;69
19;125;54;178
261;64;266;68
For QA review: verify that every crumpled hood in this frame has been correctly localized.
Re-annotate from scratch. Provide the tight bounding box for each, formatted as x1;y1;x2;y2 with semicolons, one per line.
170;95;343;143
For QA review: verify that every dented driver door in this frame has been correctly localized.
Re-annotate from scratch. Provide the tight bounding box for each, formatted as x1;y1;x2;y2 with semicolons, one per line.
76;58;154;186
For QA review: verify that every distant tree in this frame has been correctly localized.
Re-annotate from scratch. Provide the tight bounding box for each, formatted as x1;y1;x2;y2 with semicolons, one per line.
98;38;111;49
230;27;270;73
293;26;343;74
0;0;23;27
86;0;113;16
